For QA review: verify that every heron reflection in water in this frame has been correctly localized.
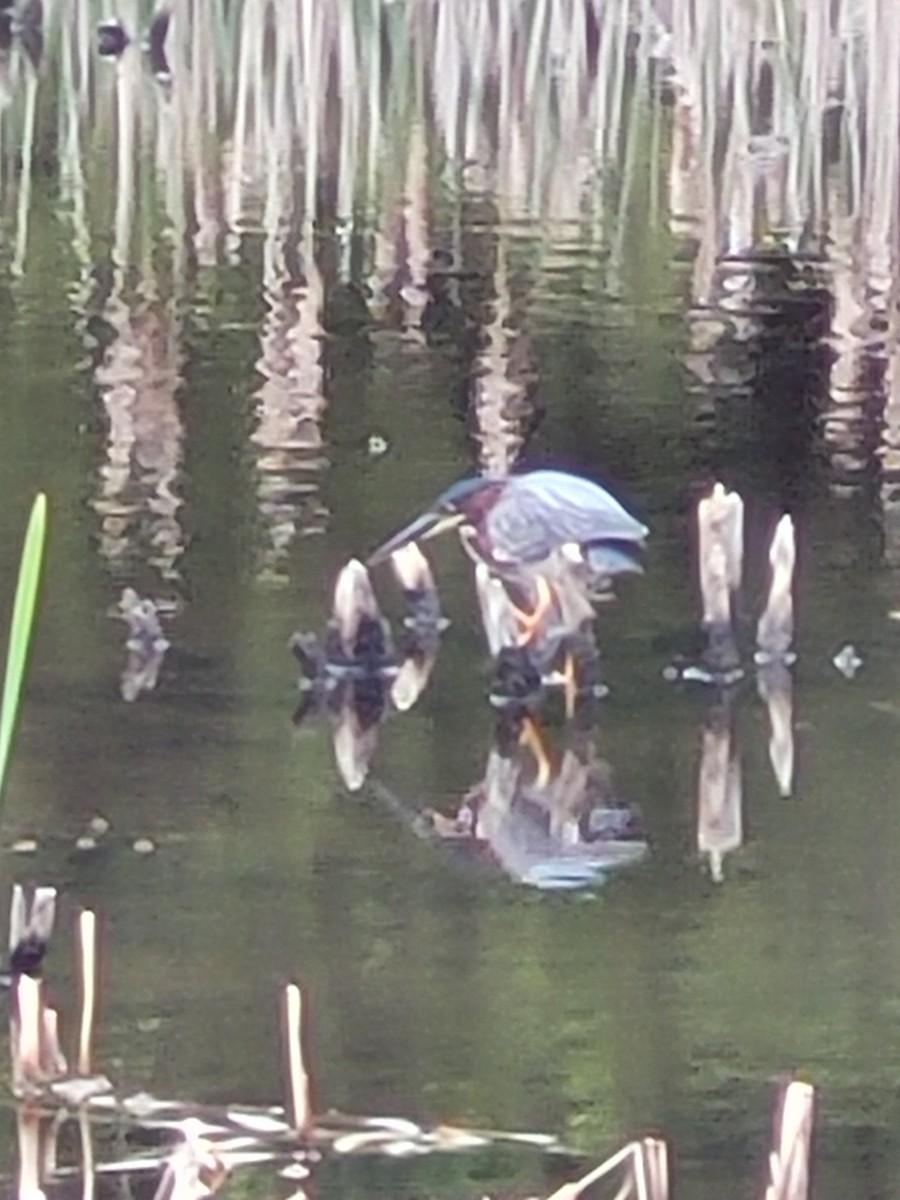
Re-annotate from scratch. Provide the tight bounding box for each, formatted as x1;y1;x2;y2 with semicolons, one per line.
369;469;647;708
117;588;170;703
373;717;647;891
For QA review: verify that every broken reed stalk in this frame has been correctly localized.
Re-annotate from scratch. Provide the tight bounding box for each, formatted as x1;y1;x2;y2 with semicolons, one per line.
632;1143;650;1200
281;983;311;1135
77;910;97;1076
543;1137;668;1200
333;560;383;657
698;484;743;600
41;1005;67;1079
756;515;796;663
13;973;42;1094
389;542;436;595
765;1079;814;1200
634;1137;668;1200
544;1140;642;1200
9;884;25;956
696;485;743;677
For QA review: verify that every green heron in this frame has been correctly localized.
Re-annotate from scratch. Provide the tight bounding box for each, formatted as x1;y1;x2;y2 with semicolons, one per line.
369;469;647;644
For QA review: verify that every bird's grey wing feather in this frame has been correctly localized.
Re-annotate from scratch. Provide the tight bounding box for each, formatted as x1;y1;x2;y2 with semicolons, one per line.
486;473;646;564
485;486;562;564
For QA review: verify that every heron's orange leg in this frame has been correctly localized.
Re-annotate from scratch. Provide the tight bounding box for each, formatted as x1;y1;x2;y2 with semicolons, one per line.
518;715;552;787
562;650;578;720
514;575;554;646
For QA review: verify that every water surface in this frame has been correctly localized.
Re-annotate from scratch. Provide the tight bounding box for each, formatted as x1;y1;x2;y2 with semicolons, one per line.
1;3;900;1197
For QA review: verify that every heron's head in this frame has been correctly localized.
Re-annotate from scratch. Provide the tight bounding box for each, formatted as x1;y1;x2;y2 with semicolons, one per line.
368;476;503;564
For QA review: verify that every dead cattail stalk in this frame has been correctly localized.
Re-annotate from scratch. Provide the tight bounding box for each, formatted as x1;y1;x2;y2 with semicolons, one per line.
756;515;796;664
9;884;56;975
9;883;26;954
697;484;744;677
77;910;97;1076
699;483;744;599
332;560;387;658
41;1005;67;1079
390;542;438;603
765;1078;815;1200
636;1137;668;1200
13;974;44;1094
281;983;311;1136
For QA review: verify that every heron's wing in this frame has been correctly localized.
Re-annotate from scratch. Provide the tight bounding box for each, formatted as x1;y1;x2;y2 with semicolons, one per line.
486;473;647;564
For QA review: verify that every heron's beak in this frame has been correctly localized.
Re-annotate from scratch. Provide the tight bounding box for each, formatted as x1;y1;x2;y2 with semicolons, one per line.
368;510;464;565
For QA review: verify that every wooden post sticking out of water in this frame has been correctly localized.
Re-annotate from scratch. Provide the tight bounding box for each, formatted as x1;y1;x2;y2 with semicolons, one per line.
756;515;796;664
77;910;97;1076
765;1079;815;1200
697;483;744;680
281;983;312;1137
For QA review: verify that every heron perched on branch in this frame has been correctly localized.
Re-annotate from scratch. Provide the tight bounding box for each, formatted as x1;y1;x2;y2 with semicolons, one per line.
369;468;648;645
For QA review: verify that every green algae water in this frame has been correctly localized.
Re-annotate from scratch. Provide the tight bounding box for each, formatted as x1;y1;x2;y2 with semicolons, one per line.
0;3;900;1197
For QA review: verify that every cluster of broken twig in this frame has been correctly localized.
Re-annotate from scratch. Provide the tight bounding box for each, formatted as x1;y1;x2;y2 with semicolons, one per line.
2;885;815;1200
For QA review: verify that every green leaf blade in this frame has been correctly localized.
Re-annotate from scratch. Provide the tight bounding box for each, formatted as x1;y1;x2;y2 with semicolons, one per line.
0;493;48;808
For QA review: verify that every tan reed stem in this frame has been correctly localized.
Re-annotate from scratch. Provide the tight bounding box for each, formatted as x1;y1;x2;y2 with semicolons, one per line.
282;983;311;1135
77;910;96;1076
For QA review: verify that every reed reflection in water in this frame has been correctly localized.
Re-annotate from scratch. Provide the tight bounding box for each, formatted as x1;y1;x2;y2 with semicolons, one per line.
91;285;186;583
5;0;899;569
666;0;900;562
252;239;329;583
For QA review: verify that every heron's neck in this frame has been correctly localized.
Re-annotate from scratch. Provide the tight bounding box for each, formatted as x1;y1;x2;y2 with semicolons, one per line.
459;525;486;565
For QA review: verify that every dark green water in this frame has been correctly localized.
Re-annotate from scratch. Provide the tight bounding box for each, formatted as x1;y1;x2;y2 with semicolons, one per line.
0;5;900;1198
